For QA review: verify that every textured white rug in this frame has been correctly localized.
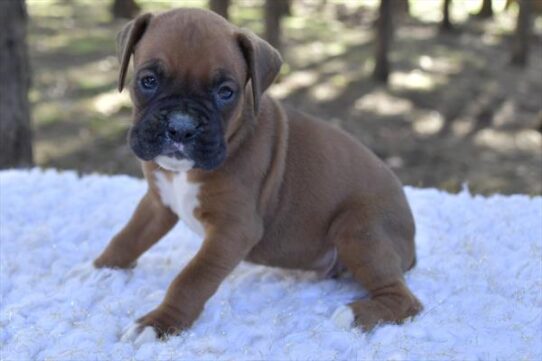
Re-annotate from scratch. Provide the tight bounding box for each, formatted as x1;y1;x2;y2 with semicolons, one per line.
1;169;541;360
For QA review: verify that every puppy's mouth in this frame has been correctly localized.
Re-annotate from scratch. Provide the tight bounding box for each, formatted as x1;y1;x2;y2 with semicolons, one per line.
155;154;194;172
154;137;193;172
129;99;227;172
162;138;187;159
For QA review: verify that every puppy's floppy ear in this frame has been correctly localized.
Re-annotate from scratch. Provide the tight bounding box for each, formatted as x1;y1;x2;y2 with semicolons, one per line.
237;30;282;115
116;13;153;92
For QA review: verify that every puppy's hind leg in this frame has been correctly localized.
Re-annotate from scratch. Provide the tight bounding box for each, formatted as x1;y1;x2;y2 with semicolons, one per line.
330;206;422;331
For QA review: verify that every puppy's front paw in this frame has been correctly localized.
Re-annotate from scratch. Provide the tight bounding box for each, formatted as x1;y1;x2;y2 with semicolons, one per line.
93;253;137;269
122;305;190;343
121;322;159;346
66;261;112;283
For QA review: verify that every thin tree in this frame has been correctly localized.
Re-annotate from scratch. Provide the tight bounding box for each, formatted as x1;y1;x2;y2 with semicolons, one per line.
372;0;393;83
264;0;290;52
209;0;231;20
440;0;453;32
111;0;140;20
510;0;532;66
0;0;33;168
475;0;493;18
392;0;410;18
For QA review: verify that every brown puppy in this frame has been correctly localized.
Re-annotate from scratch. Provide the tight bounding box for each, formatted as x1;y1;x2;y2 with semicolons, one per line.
94;8;422;342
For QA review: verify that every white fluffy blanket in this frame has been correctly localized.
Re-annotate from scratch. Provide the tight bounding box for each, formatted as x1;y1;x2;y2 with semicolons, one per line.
1;169;541;360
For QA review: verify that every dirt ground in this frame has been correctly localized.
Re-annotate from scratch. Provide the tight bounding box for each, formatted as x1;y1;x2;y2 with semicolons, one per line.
28;0;542;195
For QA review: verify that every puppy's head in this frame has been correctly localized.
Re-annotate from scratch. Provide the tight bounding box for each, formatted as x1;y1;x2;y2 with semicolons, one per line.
116;8;282;172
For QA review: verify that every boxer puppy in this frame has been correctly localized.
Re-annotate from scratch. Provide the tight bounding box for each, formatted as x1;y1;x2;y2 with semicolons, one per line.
94;8;422;342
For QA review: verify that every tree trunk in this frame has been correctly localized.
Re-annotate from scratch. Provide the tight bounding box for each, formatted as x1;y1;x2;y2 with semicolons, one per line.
475;0;493;18
0;0;33;169
510;0;532;67
392;0;410;18
372;0;393;83
209;0;230;20
440;0;453;32
111;0;140;20
279;0;292;17
265;0;290;51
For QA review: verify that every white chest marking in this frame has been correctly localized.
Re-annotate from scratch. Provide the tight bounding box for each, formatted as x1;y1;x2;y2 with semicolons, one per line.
154;169;205;237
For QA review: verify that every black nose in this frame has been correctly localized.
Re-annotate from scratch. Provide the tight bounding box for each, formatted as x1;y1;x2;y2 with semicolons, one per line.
166;111;199;143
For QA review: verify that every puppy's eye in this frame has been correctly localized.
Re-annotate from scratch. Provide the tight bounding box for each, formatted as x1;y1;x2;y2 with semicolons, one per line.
217;85;234;102
140;75;158;91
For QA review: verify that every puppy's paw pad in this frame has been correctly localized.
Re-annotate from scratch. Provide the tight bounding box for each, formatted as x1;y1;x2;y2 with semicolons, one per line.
331;305;355;330
121;323;159;346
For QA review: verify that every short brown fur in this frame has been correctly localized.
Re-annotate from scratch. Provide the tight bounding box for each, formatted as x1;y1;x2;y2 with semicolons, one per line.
95;8;422;338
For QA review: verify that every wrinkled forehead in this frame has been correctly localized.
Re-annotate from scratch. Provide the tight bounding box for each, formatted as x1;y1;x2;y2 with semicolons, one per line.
133;11;246;84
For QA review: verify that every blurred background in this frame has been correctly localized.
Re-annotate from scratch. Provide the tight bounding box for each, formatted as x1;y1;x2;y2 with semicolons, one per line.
1;0;540;195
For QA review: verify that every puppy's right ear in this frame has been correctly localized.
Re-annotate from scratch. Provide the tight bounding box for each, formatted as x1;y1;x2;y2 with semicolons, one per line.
116;13;153;92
